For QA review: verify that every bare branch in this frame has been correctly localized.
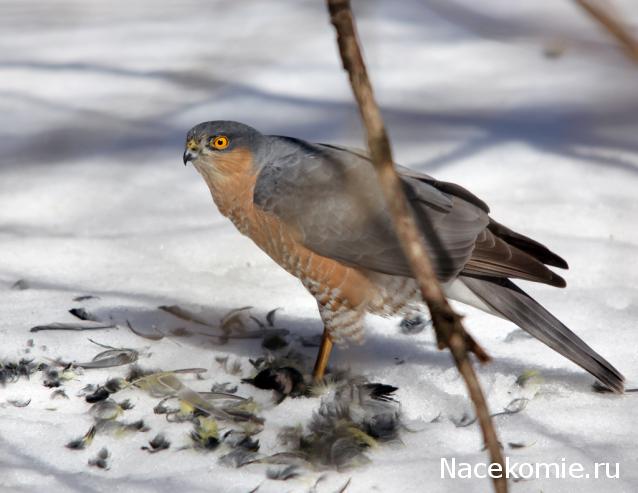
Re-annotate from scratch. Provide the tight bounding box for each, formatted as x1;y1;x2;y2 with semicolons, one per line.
575;0;638;62
325;1;507;492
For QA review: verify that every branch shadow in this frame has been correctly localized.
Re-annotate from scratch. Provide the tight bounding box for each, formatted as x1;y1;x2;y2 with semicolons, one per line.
1;62;637;179
2;272;621;394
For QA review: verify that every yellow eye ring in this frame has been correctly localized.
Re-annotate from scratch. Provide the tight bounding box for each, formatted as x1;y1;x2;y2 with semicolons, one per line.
211;135;229;150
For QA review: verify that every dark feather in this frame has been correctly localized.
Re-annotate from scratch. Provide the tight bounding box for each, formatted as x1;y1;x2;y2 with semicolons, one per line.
461;275;624;393
319;145;490;212
399;167;490;213
487;219;568;269
464;229;566;287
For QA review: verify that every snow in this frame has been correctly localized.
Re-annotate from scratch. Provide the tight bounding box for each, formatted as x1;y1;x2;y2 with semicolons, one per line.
1;1;638;492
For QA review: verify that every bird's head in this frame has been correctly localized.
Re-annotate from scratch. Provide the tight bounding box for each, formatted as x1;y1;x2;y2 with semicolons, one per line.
183;120;264;180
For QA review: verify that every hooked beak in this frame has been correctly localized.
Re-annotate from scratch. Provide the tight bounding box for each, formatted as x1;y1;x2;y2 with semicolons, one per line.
183;149;197;165
183;138;199;165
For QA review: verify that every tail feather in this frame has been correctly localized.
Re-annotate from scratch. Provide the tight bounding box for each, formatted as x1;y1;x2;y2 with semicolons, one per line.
486;219;569;269
460;275;624;393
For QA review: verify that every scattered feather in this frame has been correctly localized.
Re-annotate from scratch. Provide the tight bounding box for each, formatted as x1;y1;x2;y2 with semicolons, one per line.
84;378;125;403
278;425;304;448
0;358;41;385
132;370;259;423
362;412;400;441
508;441;535;449
95;419;149;436
502;398;529;415
249;349;312;377
199;391;246;403
90;346;138;367
222;430;260;451
399;314;431;335
42;368;62;388
363;383;398;402
66;426;96;450
266;308;280;327
221;306;253;333
211;382;238;394
30;322;116;333
153;396;178;415
7;398;31;407
88;447;110;469
69;308;99;321
215;356;243;376
261;333;288;351
247;452;311;468
78;384;97;396
169;327;192;337
125;365;157;382
142;434;170;453
90;399;123;420
67;348;138;369
165;402;201;423
159;305;216;327
190;416;221;450
51;389;69;400
266;465;300;481
160;304;271;342
242;367;305;398
335;477;352;493
86;387;112;403
126;320;164;341
119;399;134;410
308;474;329;493
218;448;258;468
515;370;542;388
281;374;401;470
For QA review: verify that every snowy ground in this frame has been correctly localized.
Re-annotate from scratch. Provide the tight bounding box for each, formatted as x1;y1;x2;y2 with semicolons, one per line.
1;1;638;492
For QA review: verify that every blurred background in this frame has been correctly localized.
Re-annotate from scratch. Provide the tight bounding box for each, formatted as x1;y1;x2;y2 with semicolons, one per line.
1;0;636;309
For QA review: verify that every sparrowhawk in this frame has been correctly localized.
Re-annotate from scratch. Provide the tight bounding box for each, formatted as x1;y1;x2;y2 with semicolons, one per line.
182;120;624;393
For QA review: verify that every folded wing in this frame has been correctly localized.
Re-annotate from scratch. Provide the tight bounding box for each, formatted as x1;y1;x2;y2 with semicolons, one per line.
253;139;566;286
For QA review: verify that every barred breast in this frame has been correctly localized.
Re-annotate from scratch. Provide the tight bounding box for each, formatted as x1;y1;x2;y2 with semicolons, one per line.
200;162;423;345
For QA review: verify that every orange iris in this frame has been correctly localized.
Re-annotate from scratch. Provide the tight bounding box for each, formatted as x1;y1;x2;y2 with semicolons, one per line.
211;135;229;150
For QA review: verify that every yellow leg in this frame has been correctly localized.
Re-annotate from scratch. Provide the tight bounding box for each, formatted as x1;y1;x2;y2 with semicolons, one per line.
312;329;333;381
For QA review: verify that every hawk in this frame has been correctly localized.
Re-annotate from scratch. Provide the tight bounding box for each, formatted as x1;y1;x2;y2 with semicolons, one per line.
182;120;624;392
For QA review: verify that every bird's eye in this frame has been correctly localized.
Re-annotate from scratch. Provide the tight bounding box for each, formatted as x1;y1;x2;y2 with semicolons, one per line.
211;135;230;150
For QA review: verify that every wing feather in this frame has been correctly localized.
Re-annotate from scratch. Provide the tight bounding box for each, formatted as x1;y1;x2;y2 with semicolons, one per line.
253;139;566;286
464;229;566;287
253;138;485;281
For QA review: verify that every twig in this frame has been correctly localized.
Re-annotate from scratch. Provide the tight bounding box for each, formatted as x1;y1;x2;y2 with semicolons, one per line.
325;1;506;492
575;0;638;62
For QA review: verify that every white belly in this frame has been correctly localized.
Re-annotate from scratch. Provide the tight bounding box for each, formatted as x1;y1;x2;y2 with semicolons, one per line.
443;278;496;315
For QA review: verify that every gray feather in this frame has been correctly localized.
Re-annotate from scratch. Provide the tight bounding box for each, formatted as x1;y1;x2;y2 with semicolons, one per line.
460;276;624;393
253;138;486;281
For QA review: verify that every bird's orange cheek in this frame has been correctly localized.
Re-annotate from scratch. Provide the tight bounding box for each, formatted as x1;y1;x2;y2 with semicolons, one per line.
206;148;254;177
